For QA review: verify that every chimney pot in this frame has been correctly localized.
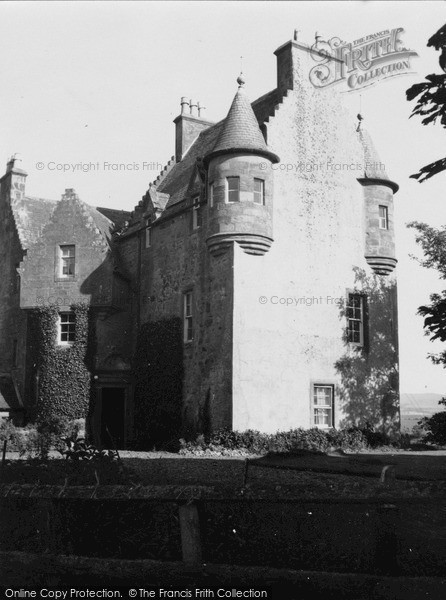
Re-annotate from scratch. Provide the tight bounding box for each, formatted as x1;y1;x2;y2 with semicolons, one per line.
197;102;205;118
190;99;198;117
180;97;190;114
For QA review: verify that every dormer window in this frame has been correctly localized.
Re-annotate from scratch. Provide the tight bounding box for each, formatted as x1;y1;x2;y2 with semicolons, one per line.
226;177;240;203
253;178;265;205
59;245;75;278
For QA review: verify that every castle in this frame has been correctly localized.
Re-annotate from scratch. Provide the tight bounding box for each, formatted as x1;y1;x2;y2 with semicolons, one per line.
0;35;400;448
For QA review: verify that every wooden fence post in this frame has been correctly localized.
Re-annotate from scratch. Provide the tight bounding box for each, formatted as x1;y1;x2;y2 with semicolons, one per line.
178;502;202;566
375;503;399;575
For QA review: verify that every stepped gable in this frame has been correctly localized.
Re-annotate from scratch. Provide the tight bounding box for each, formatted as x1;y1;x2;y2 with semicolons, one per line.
152;156;176;187
251;88;285;126
38;189;116;247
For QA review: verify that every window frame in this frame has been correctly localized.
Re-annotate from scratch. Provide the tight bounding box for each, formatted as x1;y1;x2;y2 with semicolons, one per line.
226;176;240;203
378;205;389;230
59;244;76;279
253;178;265;205
145;222;152;248
347;292;365;346
58;311;76;345
192;196;202;230
311;383;335;429
183;291;194;343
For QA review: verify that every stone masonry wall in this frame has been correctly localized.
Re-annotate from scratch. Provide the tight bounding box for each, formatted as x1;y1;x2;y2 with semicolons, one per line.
232;43;399;433
137;203;233;436
0;171;28;408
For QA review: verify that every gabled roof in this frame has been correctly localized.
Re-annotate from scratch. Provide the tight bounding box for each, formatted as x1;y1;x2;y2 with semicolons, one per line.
96;207;132;229
206;83;279;163
158;121;224;209
11;196;56;248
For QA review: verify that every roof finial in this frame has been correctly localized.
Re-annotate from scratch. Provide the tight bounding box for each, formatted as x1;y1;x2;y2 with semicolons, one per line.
237;56;245;88
237;72;245;88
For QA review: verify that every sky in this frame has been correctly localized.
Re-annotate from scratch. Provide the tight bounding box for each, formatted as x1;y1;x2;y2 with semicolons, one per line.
0;1;446;396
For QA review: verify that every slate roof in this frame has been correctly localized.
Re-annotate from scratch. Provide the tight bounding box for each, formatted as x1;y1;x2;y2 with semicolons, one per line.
357;129;398;192
158;121;224;209
96;207;132;229
11;196;56;248
207;85;279;163
158;85;282;212
82;202;116;243
11;192;133;249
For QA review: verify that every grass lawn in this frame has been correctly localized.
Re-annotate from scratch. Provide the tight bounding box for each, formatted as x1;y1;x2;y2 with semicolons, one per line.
2;449;446;498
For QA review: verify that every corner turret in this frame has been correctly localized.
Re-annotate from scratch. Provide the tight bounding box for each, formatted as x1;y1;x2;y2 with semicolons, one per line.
204;76;280;256
358;128;398;276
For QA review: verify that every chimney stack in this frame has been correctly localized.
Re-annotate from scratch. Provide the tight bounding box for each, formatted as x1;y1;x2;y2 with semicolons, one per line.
0;153;27;205
173;97;214;163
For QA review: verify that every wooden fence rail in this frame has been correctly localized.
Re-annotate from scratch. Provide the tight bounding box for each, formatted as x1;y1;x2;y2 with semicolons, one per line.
1;483;445;574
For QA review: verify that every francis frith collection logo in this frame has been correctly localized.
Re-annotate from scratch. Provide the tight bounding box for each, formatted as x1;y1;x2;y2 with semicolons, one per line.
308;27;418;91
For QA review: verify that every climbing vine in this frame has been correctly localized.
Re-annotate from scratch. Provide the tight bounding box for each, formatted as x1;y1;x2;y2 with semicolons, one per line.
34;303;93;422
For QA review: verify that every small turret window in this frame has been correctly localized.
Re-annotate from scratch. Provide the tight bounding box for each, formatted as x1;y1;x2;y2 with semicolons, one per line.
192;196;202;229
253;178;265;205
379;205;388;230
227;177;240;203
209;183;214;207
183;291;194;343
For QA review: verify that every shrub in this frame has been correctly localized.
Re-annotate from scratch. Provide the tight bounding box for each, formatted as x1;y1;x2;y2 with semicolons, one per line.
60;427;118;462
419;411;446;446
0;421;39;457
179;427;369;456
36;414;77;459
0;417;84;460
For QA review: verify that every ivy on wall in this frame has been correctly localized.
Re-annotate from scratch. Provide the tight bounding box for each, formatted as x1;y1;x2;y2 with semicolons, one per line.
133;318;183;449
34;303;93;422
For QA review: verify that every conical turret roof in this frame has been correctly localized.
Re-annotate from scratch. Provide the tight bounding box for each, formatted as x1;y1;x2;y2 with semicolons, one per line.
205;77;279;164
357;128;399;193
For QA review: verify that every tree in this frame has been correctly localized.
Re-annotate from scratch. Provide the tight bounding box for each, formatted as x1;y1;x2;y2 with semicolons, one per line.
407;221;446;366
406;24;446;182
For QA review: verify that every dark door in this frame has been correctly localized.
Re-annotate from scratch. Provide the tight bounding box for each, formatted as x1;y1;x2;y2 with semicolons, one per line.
101;387;126;449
